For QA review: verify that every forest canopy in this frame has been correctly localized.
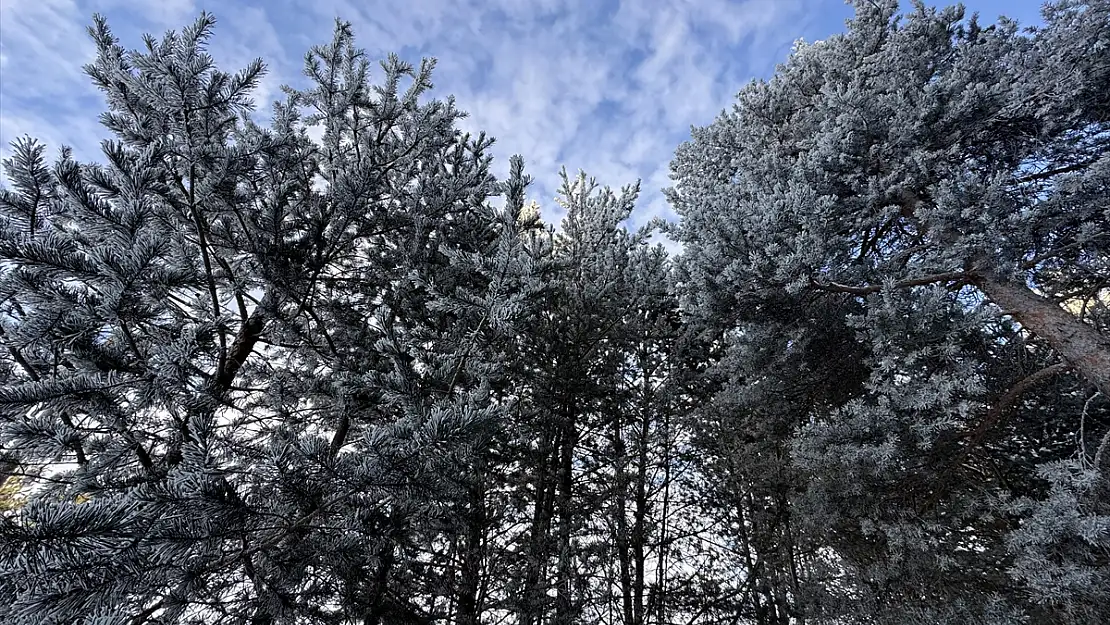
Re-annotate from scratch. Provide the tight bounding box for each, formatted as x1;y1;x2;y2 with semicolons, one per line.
1;1;1108;624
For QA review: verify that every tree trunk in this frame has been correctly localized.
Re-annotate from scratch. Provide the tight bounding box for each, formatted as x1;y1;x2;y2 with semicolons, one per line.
457;460;488;625
652;399;673;625
975;276;1110;398
521;431;558;625
362;545;395;625
632;364;652;625
613;410;635;625
0;452;18;490
553;402;577;625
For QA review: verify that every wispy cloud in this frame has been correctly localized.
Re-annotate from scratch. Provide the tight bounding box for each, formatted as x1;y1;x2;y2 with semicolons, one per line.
0;0;1041;227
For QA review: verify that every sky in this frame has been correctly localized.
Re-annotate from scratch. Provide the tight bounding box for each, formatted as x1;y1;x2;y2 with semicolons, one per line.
0;0;1046;229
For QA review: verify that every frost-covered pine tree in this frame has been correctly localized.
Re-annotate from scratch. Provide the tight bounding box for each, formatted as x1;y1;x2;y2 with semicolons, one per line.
0;14;534;625
668;0;1109;622
503;169;642;625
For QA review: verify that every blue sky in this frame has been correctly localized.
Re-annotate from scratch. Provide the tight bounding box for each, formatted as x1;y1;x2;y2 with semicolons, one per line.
0;0;1046;228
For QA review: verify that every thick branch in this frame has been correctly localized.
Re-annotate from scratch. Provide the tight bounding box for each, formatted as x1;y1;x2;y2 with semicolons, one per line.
213;254;249;323
164;292;274;469
328;413;350;459
976;276;1110;398
808;271;971;296
215;292;273;392
129;598;165;625
176;168;227;375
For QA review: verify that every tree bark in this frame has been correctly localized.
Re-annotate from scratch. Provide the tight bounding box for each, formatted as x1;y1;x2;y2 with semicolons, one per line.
362;545;395;625
457;460;488;625
612;409;635;625
632;353;652;625
553;402;577;625
974;276;1110;398
0;452;18;487
520;430;558;625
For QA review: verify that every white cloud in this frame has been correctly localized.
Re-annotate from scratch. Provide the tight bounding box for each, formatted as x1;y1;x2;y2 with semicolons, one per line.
91;0;198;27
0;0;850;228
0;0;98;102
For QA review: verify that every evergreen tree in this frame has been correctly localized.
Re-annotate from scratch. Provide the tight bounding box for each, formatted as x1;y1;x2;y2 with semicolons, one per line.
510;169;643;625
668;0;1110;622
3;2;1108;624
0;14;532;625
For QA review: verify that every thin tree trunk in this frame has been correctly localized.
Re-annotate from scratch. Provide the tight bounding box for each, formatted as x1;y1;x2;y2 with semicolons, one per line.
735;494;765;622
652;401;672;625
554;401;577;625
975;276;1110;398
783;503;805;625
521;430;558;625
632;354;652;625
457;458;488;625
363;545;395;625
613;409;635;625
632;441;648;625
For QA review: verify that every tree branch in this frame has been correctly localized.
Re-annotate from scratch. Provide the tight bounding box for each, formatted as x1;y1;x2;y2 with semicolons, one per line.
922;362;1069;513
808;271;971;296
0;327;88;465
1013;160;1095;185
974;363;1070;443
215;292;273;391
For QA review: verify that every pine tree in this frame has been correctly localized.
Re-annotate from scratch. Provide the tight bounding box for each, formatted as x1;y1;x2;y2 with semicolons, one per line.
0;14;532;625
668;0;1110;622
4;2;1107;624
